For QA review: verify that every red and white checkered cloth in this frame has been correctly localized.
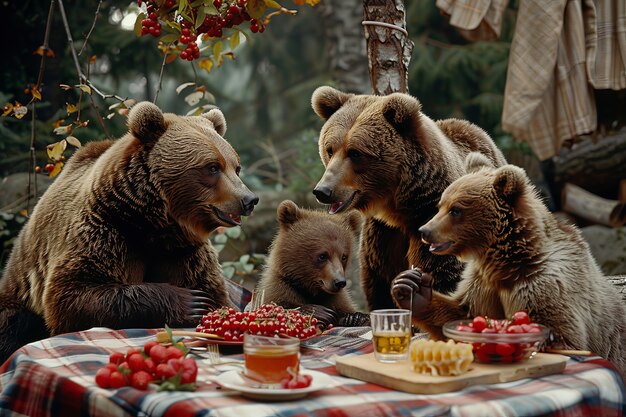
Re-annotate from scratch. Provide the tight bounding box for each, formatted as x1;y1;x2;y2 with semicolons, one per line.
1;324;624;417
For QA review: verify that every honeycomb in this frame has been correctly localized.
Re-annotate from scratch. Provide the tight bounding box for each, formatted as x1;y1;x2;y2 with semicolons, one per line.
409;339;473;376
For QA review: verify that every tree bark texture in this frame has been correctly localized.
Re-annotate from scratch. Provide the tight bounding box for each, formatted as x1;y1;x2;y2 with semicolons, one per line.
362;0;414;95
319;0;370;94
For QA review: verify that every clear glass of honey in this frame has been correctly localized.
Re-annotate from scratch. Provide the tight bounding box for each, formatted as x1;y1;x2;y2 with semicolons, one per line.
243;334;300;385
370;309;411;362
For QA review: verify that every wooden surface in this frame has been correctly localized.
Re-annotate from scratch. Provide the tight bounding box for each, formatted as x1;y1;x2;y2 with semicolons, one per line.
335;352;568;394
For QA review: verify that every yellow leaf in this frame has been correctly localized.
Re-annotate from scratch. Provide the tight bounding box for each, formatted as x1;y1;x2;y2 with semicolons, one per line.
216;53;223;67
49;162;64;178
229;32;240;50
47;140;67;161
246;0;267;20
52;119;65;128
78;84;92;95
198;58;214;73
19;209;28;217
32;88;42;101
66;103;77;115
2;103;13;117
66;135;82;148
264;0;281;8
33;46;45;56
53;125;72;136
165;53;177;64
213;42;223;58
305;0;320;5
89;55;97;65
13;105;27;119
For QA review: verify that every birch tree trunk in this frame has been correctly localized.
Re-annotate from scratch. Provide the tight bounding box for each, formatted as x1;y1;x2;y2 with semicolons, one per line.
362;0;413;95
319;0;370;94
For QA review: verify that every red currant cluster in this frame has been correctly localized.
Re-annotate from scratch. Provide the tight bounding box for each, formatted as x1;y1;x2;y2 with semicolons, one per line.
140;11;162;37
454;311;546;364
179;27;199;61
95;340;198;391
280;368;313;389
137;0;266;61
196;303;319;342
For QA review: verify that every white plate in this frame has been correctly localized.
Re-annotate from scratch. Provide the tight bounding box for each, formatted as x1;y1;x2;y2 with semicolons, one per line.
216;369;336;401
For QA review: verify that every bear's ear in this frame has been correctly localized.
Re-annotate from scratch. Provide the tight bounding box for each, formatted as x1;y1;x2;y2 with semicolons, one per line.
277;200;300;227
382;93;422;137
344;210;363;235
493;165;527;203
311;86;353;120
128;102;166;144
201;108;227;137
465;152;495;173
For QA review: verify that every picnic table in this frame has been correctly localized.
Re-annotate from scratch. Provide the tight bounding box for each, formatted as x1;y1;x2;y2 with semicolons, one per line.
1;325;624;417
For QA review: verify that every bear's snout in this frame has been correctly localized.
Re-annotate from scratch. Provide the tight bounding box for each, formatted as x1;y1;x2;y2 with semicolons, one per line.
240;193;259;215
419;225;432;243
333;278;347;290
313;185;333;203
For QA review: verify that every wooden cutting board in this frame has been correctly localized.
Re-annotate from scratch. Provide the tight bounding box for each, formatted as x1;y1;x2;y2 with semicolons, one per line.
335;352;567;394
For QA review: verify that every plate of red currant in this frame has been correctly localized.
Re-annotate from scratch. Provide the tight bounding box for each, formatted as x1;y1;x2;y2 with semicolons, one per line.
194;304;322;345
216;369;336;401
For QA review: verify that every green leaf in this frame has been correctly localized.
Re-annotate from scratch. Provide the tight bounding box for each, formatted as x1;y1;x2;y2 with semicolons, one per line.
213;42;223;58
160;33;180;43
195;7;206;29
243;263;254;273
239;254;250;264
223;266;235;278
225;227;241;239
264;0;281;8
213;243;225;252
213;234;228;244
247;0;267;19
134;12;146;37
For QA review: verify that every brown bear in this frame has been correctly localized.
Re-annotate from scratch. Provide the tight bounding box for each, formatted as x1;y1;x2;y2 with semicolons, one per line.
391;159;626;379
0;102;258;363
255;200;369;326
311;86;506;311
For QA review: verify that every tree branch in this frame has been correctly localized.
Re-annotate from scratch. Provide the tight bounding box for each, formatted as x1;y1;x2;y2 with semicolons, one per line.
28;0;57;214
153;48;170;104
78;0;103;56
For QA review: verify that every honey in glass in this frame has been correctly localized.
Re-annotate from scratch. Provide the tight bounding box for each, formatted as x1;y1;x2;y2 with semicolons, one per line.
243;334;300;384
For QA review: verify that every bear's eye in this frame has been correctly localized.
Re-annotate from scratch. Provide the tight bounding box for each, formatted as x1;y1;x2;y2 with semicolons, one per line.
326;147;333;158
449;207;462;217
347;149;362;160
317;253;329;263
341;254;348;263
207;165;220;175
235;166;241;176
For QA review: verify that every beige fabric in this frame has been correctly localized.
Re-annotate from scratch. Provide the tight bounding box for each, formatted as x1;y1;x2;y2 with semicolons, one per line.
436;0;508;41
438;0;626;161
502;0;597;161
586;0;626;89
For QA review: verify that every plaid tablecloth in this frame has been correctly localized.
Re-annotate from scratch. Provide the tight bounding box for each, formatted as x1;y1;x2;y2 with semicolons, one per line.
1;326;625;417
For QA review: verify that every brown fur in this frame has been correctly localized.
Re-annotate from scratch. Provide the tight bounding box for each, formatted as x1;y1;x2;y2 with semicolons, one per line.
255;200;360;313
311;86;506;311
396;160;626;379
0;102;258;363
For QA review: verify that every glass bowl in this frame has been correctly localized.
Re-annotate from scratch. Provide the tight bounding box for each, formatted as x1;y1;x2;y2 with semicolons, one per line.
442;320;550;364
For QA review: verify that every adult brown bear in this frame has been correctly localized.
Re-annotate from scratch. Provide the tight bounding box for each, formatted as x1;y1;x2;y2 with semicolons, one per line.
311;87;506;311
0;102;258;363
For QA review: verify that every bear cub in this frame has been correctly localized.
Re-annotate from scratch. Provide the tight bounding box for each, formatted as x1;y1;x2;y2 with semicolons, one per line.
392;155;626;380
255;200;369;326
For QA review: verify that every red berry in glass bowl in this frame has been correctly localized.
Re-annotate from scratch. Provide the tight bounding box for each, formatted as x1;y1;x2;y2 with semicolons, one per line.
443;313;550;364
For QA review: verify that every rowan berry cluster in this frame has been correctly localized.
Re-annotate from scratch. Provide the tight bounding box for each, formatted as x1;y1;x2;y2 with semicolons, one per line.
196;303;319;342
